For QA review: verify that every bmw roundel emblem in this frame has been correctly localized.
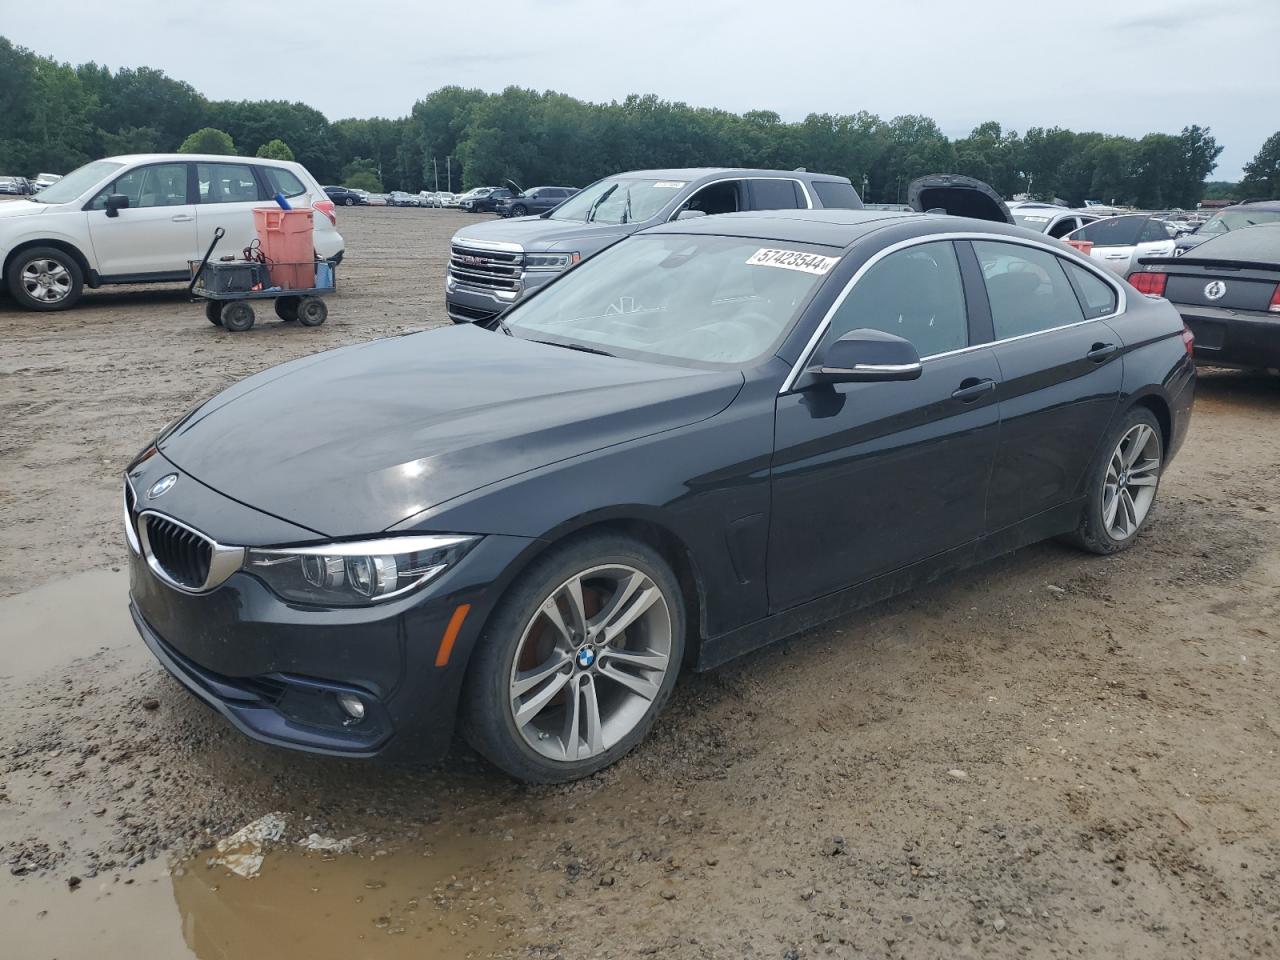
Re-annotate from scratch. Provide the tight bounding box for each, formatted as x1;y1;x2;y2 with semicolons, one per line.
576;647;596;669
1204;280;1226;301
147;473;178;499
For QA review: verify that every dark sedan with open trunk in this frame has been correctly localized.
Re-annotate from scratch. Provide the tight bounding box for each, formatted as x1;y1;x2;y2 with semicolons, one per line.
1130;223;1280;370
125;207;1195;783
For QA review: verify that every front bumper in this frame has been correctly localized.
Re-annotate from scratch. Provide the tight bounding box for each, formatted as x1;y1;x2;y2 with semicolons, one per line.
124;457;535;759
445;269;557;323
1175;302;1280;368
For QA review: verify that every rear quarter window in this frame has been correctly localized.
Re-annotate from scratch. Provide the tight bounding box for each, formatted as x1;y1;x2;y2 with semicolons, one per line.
261;166;307;198
1063;261;1118;318
811;180;860;209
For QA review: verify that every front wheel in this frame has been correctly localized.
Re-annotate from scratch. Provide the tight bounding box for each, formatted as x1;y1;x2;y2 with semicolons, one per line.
296;296;327;326
461;535;685;783
344;197;355;206
1063;407;1163;554
7;246;84;311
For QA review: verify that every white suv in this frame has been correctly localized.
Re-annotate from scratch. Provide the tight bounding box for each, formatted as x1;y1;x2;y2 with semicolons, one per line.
0;153;345;311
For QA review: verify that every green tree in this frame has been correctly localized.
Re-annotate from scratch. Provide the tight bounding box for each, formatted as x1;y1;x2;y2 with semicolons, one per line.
1240;132;1280;199
255;138;294;161
344;171;383;192
178;127;236;155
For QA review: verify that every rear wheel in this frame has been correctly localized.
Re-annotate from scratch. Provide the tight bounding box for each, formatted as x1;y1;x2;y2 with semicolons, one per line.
7;246;84;311
461;535;685;783
204;300;223;325
511;204;528;217
1063;407;1163;554
219;301;255;332
274;296;301;322
296;297;327;326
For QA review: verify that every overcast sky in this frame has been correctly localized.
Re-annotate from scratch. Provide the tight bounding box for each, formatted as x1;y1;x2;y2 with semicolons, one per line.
9;0;1278;179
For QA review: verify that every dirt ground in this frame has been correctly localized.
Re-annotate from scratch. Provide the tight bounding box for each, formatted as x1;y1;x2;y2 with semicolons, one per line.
2;208;1279;959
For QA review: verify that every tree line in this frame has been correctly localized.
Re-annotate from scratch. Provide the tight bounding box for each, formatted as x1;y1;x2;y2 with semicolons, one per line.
3;36;1277;207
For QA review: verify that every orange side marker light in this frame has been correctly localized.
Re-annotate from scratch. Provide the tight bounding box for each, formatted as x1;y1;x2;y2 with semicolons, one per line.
435;604;471;667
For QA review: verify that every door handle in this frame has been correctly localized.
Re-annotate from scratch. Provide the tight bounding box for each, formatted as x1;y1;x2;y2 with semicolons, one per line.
170;214;194;222
1087;342;1118;362
951;377;997;402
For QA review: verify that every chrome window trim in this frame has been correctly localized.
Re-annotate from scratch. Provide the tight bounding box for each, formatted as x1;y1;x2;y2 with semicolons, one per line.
779;231;1127;394
666;176;814;223
137;510;245;595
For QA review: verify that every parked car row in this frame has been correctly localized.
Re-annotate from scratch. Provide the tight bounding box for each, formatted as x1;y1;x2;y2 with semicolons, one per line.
0;173;61;196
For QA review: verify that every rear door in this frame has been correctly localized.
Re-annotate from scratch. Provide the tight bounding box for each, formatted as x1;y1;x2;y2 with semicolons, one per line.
1071;215;1146;275
1134;217;1177;265
194;161;269;260
768;239;1002;609
86;161;196;276
971;239;1123;529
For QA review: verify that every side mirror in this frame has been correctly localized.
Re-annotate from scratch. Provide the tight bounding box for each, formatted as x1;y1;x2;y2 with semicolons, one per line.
801;328;922;387
104;194;130;218
676;209;707;220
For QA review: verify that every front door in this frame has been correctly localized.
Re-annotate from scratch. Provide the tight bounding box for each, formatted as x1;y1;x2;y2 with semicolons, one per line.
971;240;1124;529
86;161;196;276
768;240;1001;611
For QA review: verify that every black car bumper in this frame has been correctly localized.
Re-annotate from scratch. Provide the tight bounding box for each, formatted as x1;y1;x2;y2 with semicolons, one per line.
1176;302;1280;368
126;495;535;759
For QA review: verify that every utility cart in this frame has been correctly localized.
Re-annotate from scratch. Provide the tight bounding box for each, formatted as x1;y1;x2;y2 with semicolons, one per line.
190;257;337;332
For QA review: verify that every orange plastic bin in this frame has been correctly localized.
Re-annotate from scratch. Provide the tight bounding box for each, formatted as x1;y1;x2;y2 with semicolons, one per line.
253;207;315;290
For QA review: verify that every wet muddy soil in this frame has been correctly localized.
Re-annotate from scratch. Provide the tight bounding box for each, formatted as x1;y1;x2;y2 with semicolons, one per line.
2;210;1280;959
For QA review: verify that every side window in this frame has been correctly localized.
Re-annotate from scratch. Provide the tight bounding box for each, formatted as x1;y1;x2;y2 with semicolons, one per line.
749;179;804;211
811;180;860;209
261;166;306;198
1074;215;1143;247
1047;216;1078;239
90;163;188;209
1139;219;1170;243
1063;261;1118;319
974;241;1085;339
682;180;741;216
197;163;263;204
823;241;968;358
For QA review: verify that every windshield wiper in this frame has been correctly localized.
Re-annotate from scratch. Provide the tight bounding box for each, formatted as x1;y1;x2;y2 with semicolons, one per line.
584;184;618;223
529;338;615;358
621;187;633;224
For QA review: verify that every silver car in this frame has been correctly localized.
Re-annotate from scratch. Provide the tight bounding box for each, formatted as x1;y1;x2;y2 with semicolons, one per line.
1065;214;1178;276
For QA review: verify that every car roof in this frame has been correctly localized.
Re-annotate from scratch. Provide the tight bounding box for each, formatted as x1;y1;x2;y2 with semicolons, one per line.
103;153;298;167
1223;199;1280;211
609;167;848;183
644;208;1035;248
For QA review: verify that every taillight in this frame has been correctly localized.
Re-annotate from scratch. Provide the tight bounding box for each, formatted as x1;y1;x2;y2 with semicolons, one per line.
1182;324;1195;356
313;198;337;226
1269;283;1280;313
1128;271;1167;296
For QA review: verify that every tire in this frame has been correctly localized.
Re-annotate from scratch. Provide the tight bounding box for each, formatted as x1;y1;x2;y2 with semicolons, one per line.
511;204;528;217
6;246;84;311
461;534;686;783
1062;406;1163;555
219;301;255;332
204;300;223;325
296;297;328;326
274;296;301;322
344;197;354;206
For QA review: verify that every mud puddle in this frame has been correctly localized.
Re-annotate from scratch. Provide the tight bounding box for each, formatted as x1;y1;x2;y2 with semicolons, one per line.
1;833;518;959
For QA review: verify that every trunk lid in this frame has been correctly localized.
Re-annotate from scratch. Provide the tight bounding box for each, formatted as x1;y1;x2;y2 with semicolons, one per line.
907;174;1013;224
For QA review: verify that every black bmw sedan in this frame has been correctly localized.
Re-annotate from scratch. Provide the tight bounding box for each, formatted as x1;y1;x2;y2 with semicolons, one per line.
125;209;1195;783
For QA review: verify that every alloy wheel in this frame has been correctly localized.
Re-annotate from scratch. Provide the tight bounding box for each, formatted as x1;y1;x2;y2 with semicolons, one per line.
20;257;73;304
1103;423;1161;541
509;564;673;763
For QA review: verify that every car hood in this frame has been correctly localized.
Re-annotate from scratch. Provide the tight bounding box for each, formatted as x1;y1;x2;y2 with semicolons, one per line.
907;174;1014;224
0;200;50;219
452;215;633;253
158;325;743;539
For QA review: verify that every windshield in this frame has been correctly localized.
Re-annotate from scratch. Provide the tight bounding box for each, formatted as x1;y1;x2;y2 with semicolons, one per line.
30;160;124;204
1197;208;1280;236
503;233;838;365
1187;225;1280;262
550;178;687;225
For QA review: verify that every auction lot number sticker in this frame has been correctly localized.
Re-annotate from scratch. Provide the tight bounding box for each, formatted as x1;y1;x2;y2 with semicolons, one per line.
747;248;840;275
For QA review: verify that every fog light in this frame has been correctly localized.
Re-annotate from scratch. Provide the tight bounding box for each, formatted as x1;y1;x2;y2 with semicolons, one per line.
336;693;366;722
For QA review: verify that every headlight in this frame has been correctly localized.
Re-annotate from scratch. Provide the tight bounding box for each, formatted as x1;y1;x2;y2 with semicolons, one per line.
246;534;479;606
523;252;581;271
